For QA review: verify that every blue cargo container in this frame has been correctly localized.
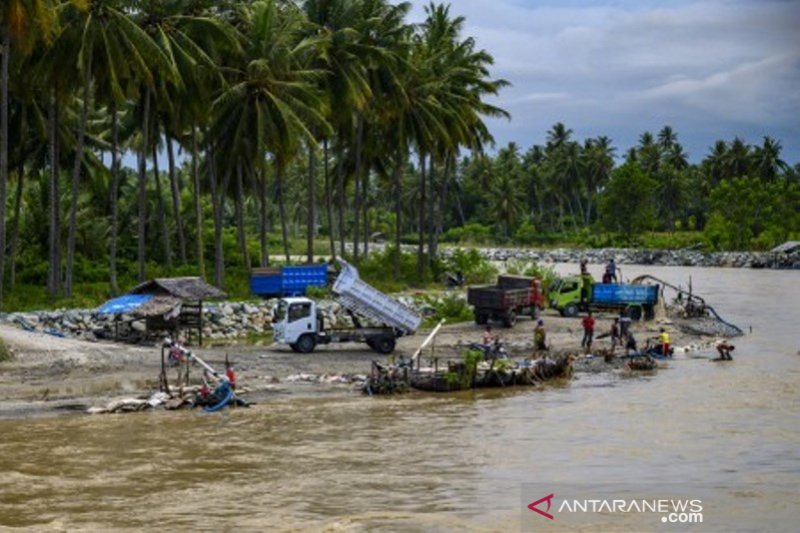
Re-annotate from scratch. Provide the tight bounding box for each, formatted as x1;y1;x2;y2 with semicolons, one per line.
591;283;658;305
250;264;328;297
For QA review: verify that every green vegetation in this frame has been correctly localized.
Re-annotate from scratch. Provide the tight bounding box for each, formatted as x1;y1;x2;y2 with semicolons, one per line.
0;2;796;315
0;338;12;363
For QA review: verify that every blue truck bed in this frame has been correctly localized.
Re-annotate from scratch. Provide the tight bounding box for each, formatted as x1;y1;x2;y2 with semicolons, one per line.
250;264;328;297
591;283;658;305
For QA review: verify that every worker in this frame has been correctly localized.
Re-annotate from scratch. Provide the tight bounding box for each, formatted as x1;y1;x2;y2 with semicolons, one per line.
225;356;237;390
482;325;495;348
625;331;638;356
580;258;589;275
604;258;619;283
534;319;547;351
610;317;621;353
581;311;595;353
619;310;632;336
658;328;671;358
715;340;735;360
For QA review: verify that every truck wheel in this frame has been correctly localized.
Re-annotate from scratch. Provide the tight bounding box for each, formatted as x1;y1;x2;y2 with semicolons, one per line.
503;311;517;328
475;312;488;325
371;336;396;354
563;303;579;318
627;306;643;321
289;343;302;353
295;334;316;354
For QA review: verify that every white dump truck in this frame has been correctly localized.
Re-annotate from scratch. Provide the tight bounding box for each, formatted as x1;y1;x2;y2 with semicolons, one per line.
272;260;421;354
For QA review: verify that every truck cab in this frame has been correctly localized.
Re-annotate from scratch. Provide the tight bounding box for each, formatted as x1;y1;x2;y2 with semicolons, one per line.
549;274;593;317
273;297;320;353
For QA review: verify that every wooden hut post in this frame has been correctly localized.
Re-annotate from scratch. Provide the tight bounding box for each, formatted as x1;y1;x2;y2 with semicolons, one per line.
199;299;204;347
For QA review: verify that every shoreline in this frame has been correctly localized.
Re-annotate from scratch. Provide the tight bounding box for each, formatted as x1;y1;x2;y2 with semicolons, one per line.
0;308;730;421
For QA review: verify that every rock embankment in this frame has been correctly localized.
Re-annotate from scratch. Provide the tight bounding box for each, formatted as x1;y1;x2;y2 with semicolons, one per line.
366;243;800;269
0;296;434;342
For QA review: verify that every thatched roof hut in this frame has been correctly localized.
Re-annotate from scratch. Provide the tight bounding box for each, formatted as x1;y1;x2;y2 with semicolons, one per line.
129;277;226;300
97;277;225;345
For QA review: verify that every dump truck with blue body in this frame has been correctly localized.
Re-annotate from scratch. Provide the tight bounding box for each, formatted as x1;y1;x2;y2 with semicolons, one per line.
249;264;329;297
549;274;659;320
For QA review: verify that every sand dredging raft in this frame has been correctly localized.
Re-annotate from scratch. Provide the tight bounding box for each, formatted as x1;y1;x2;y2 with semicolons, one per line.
364;352;573;395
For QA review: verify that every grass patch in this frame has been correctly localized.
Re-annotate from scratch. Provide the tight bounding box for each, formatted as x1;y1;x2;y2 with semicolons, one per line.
0;339;13;363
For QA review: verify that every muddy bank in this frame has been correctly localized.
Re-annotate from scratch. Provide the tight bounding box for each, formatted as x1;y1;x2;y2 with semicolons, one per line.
0;305;731;420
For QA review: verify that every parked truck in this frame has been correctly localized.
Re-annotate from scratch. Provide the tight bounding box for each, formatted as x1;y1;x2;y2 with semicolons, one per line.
549;274;659;320
272;260;421;354
250;264;329;297
467;275;544;327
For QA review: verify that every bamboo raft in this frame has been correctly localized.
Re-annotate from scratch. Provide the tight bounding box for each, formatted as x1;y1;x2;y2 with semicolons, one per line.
363;355;573;395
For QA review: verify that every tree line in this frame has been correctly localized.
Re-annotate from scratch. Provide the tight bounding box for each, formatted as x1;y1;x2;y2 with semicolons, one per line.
1;1;797;310
0;0;508;309
453;124;799;248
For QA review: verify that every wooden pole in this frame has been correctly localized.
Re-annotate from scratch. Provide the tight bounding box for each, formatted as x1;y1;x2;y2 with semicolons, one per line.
412;319;446;365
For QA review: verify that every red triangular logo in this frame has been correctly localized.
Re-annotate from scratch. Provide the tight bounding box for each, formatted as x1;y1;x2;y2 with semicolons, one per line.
528;493;555;520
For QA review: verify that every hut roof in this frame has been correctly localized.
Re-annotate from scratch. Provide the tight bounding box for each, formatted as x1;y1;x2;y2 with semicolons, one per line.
129;277;226;300
770;241;800;254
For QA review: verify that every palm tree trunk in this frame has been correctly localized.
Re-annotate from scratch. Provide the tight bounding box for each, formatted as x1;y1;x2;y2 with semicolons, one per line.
433;155;452;261
417;152;426;281
277;165;290;263
258;161;269;267
137;88;151;282
323;139;335;259
108;99;120;294
190;125;205;278
235;161;250;270
65;47;93;297
306;144;316;263
166;134;186;264
47;92;61;298
152;139;172;268
205;131;224;287
393;147;403;279
212;167;230;288
8;157;23;290
336;141;345;258
362;168;369;258
427;155;436;263
352;119;363;262
0;30;8;307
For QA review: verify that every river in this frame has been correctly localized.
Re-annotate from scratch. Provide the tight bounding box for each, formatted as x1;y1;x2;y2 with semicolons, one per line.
0;265;798;532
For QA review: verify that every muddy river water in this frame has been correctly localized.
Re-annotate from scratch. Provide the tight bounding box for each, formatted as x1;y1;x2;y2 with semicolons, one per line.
1;265;798;531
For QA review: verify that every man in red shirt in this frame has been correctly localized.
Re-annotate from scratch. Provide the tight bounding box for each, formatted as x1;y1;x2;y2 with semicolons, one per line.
581;311;596;353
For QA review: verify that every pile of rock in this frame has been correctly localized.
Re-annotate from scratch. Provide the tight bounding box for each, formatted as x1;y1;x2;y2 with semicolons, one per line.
0;296;437;342
366;243;800;269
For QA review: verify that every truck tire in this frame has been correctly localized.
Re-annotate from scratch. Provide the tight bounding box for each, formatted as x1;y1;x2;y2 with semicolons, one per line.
563;303;579;318
289;343;302;353
502;311;517;328
626;305;643;322
295;334;317;354
475;311;488;325
370;336;396;354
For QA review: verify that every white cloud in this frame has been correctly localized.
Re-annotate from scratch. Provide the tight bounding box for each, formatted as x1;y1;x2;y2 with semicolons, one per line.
401;0;800;162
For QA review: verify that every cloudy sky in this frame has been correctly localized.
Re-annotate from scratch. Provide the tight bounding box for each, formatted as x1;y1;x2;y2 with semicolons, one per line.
403;0;800;163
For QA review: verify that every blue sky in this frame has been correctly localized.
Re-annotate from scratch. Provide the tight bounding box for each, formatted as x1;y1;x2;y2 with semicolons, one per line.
404;0;800;163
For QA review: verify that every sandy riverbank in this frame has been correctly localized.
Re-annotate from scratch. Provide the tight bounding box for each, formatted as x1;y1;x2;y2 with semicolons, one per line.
0;308;726;420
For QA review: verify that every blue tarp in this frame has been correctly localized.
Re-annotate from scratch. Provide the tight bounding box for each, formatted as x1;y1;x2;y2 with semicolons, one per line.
97;294;154;314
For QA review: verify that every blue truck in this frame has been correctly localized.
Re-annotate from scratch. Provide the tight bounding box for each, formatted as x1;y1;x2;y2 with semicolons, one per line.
249;264;330;298
549;274;659;320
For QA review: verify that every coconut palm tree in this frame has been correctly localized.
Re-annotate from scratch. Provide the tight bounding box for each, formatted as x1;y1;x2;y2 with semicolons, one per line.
211;0;329;284
753;136;788;182
47;0;171;293
0;0;59;307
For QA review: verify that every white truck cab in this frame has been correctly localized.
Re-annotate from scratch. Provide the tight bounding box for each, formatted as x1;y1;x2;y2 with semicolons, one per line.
272;297;319;352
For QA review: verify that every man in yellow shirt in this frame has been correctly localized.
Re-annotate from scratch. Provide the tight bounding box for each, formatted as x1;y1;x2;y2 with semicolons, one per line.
659;328;671;357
